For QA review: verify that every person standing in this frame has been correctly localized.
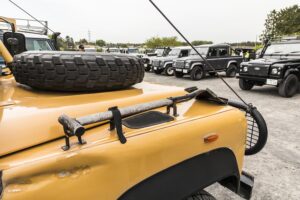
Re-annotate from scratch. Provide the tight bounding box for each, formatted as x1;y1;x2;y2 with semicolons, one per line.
245;51;250;61
79;44;85;52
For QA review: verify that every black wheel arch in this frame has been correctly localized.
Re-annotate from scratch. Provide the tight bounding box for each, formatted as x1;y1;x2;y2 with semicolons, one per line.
118;148;240;200
227;61;238;68
284;68;300;79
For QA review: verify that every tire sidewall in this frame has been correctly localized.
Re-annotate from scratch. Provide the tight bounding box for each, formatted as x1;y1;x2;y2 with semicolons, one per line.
226;64;237;77
191;66;205;80
164;65;174;76
279;74;299;97
239;78;254;90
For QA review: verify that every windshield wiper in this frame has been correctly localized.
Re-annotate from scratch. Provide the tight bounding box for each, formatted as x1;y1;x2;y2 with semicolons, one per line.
272;51;283;54
290;51;300;53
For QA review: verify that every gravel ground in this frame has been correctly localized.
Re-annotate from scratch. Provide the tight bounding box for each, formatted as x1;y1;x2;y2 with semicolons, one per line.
144;72;300;200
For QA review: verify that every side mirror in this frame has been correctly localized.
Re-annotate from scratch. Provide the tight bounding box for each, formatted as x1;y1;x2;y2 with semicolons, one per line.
3;32;26;56
51;32;61;50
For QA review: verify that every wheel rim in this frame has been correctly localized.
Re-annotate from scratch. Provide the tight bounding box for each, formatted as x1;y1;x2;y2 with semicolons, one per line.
195;69;203;79
167;67;173;75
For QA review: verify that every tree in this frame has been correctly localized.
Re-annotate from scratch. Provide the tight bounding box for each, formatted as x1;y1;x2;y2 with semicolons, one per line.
96;39;106;47
191;40;213;46
65;35;75;49
261;5;300;41
276;5;300;36
79;38;88;45
145;36;182;48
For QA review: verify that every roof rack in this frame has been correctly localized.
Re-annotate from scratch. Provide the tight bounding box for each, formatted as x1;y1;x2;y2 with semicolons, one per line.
0;16;48;35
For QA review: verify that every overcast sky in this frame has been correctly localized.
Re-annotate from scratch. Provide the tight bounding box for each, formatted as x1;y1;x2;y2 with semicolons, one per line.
2;0;299;43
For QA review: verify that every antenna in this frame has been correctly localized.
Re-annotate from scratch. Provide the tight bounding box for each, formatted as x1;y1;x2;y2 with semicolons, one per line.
149;0;248;105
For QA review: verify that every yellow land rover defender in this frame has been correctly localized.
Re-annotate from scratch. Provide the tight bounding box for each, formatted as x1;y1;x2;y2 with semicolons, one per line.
0;17;267;200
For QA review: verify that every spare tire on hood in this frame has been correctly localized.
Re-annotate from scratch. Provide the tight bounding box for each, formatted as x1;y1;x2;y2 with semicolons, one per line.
11;51;144;92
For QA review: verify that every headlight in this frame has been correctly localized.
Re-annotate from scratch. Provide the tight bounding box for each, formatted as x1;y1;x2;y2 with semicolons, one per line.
271;68;278;74
271;68;281;75
243;66;248;72
185;62;191;68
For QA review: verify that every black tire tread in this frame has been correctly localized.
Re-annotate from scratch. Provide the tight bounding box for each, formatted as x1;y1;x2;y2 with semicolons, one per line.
278;74;299;98
190;66;205;80
12;51;144;92
226;64;237;77
239;78;254;90
186;190;216;200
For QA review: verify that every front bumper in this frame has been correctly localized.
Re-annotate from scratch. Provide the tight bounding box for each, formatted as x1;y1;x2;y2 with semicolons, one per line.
237;74;282;86
221;171;254;200
174;68;190;74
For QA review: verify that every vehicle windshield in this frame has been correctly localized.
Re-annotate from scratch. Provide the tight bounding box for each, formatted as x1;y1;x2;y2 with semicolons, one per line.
109;48;120;53
168;49;181;56
264;42;300;55
26;38;53;51
190;47;209;55
127;48;139;54
155;49;165;56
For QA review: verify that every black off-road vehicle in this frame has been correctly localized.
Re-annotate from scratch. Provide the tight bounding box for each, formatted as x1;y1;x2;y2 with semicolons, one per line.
152;46;191;76
238;36;300;97
173;44;243;80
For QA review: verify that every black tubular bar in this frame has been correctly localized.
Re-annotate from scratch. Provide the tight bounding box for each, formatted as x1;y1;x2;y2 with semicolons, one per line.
58;89;206;137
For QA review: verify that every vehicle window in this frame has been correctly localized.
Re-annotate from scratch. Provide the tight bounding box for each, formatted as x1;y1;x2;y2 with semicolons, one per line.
264;43;300;55
179;49;189;57
190;47;209;55
26;38;53;51
168;49;181;56
127;49;139;54
155;49;165;56
218;48;229;56
208;48;218;57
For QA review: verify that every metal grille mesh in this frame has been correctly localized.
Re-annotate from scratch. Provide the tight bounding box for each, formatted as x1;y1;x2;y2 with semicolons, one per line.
246;112;259;150
152;60;160;67
175;61;185;68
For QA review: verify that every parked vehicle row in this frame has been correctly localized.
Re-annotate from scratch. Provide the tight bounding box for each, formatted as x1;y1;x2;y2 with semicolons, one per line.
145;37;300;98
147;44;243;79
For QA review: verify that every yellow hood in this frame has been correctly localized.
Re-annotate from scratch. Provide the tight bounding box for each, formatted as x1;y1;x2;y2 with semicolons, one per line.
0;76;186;156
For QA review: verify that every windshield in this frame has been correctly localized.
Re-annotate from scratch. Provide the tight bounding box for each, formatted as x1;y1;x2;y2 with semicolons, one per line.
155;49;165;56
26;38;53;51
190;47;209;55
127;48;139;54
109;49;120;53
264;42;300;55
168;49;181;56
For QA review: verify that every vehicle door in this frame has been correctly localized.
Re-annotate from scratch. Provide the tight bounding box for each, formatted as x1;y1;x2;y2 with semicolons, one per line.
216;47;230;70
207;47;219;70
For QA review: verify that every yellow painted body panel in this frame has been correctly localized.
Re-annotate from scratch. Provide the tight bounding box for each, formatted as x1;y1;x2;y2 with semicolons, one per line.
0;77;185;156
0;41;13;64
0;76;247;199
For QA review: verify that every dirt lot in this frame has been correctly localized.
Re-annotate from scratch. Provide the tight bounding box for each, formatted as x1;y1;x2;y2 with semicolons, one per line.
144;72;300;200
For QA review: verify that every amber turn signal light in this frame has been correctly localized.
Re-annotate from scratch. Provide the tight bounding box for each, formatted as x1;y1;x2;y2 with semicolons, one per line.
204;134;219;143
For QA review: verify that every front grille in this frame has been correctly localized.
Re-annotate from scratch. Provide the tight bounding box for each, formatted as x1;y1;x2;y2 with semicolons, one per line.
247;65;269;77
152;60;160;67
175;61;185;68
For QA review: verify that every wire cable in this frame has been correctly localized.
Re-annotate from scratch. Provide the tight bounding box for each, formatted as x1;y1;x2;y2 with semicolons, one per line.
8;0;56;34
149;0;248;105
